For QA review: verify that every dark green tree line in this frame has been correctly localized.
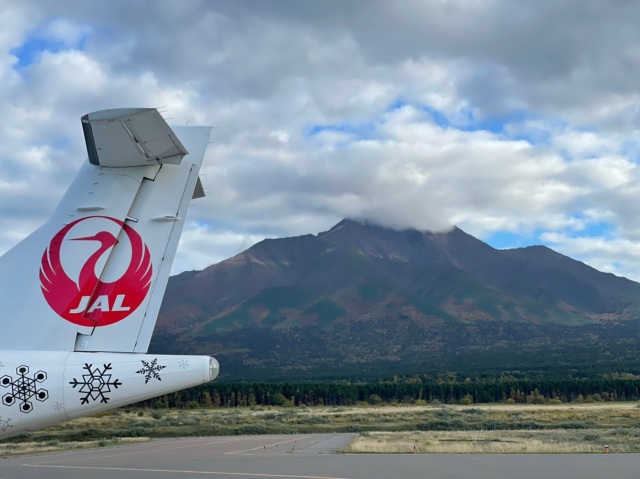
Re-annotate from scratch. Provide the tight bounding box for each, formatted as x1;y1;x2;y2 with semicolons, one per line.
136;376;640;409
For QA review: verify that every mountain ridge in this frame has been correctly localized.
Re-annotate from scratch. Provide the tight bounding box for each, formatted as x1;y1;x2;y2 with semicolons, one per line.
151;219;640;378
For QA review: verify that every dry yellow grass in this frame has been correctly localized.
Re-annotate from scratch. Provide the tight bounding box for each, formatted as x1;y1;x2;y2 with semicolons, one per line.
343;430;633;454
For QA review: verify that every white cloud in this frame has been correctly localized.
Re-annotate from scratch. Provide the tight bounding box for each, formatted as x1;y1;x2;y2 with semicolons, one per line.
541;232;640;281
2;0;640;282
39;18;90;46
173;224;265;273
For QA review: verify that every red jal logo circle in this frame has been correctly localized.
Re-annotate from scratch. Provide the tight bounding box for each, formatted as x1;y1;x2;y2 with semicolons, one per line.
39;216;152;327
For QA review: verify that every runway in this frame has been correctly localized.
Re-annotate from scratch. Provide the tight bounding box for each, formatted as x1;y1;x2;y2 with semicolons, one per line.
0;434;638;479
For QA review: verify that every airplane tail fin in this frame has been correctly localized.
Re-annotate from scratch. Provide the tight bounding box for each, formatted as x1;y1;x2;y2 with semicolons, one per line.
0;108;212;353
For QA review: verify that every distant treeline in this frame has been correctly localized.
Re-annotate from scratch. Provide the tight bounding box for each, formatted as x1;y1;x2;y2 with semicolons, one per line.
137;376;640;409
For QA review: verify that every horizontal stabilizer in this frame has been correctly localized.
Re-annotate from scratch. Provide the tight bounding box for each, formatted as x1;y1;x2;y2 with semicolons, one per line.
82;108;188;167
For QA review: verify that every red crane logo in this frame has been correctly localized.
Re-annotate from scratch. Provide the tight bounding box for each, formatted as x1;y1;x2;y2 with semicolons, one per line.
40;216;153;327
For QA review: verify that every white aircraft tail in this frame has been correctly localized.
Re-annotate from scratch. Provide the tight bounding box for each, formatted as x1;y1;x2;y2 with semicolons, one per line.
0;108;211;353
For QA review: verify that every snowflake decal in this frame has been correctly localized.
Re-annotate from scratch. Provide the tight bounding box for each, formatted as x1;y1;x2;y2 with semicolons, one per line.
69;363;122;405
0;416;13;432
53;402;64;412
136;358;166;384
178;359;189;369
1;366;49;414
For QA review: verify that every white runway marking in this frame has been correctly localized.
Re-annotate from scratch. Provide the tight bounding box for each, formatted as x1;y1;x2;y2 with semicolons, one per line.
22;463;359;479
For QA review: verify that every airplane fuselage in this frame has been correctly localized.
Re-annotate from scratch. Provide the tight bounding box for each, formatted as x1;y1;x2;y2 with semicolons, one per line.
0;351;218;439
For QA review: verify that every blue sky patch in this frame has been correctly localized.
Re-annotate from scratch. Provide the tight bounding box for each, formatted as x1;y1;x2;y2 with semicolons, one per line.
420;106;450;128
576;219;611;238
307;121;377;141
385;98;407;112
486;218;613;251
385;97;541;140
458;109;532;135
309;98;567;155
385;99;453;128
11;38;66;69
621;140;640;163
484;230;543;250
509;127;552;145
10;27;88;70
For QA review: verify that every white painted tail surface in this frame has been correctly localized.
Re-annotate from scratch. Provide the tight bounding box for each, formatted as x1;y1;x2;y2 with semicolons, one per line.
0;109;212;353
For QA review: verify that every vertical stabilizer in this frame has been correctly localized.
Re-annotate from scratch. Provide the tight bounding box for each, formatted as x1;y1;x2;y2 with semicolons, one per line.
0;109;212;353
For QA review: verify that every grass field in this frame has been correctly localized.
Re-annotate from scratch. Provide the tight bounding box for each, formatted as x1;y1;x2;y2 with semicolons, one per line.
344;430;634;454
2;402;640;455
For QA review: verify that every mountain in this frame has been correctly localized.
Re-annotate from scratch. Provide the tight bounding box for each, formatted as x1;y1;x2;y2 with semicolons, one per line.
150;220;640;379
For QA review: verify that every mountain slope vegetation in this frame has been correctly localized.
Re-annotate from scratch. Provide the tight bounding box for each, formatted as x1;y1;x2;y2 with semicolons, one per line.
151;220;640;379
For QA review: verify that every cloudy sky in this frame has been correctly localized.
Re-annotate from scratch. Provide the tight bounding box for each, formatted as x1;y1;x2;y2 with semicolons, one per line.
4;1;640;280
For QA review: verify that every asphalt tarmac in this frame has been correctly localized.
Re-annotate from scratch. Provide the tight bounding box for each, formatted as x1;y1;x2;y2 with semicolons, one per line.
0;434;638;479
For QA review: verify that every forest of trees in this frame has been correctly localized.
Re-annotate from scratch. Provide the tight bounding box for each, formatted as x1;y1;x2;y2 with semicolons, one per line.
138;375;640;409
